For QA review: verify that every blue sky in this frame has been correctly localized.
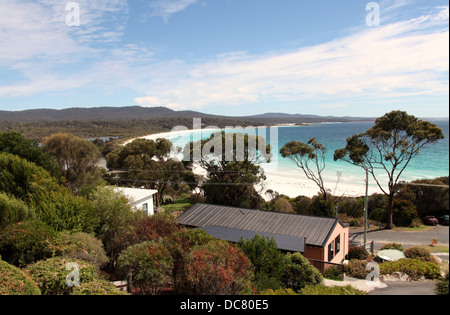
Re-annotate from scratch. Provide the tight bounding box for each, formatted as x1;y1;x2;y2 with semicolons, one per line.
0;0;448;117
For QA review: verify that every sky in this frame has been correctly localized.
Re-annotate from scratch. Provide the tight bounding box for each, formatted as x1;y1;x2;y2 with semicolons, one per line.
0;0;448;118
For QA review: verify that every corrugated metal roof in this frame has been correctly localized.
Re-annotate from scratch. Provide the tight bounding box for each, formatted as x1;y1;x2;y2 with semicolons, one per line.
177;203;342;247
200;226;305;252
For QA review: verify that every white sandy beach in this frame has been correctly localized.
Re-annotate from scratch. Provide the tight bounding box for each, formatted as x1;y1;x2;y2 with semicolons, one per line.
124;129;384;200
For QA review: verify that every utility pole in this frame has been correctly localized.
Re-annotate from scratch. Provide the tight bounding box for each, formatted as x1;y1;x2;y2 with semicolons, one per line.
364;169;369;246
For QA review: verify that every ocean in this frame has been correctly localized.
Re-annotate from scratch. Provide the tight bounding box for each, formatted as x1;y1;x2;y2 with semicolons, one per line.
166;120;449;189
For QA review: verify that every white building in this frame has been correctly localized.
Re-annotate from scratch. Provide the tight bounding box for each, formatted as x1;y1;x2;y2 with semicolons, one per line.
114;187;158;216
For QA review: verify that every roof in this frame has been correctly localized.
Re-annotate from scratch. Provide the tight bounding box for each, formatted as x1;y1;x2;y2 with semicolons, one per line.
113;187;158;206
200;225;305;252
177;203;345;247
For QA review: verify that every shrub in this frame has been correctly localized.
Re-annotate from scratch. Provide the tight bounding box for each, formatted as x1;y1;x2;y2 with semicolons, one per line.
180;240;254;295
324;265;345;281
282;252;323;290
132;212;183;243
260;288;299;295
89;186;143;268
0;220;57;267
71;279;130;295
380;243;404;251
379;258;441;280
0;259;41;295
117;240;173;295
25;257;100;295
0;193;35;229
344;260;369;279
404;247;438;264
28;176;99;233
393;199;419;227
434;271;449;295
165;229;214;293
300;284;367;295
347;246;369;260
58;232;109;269
237;235;288;291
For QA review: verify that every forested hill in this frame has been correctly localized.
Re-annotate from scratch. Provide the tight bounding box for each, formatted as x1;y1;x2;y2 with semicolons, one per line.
0;106;215;122
0;106;372;123
0;106;374;141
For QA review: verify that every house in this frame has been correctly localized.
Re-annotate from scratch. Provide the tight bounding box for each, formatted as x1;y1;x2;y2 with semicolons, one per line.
114;187;158;216
176;203;349;271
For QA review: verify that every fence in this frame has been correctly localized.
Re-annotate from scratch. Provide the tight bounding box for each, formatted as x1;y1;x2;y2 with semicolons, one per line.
349;240;375;255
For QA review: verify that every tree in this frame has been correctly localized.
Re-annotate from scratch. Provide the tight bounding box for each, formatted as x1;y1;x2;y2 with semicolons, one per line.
0;131;59;178
106;138;196;207
282;252;323;291
117;240;173;295
89;186;144;269
237;235;288;291
185;131;271;208
179;240;254;295
280;137;329;200
42;133;102;192
334;111;444;229
396;177;449;218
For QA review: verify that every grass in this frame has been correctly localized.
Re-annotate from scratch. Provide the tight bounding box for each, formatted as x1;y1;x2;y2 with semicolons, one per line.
420;244;449;253
160;197;192;214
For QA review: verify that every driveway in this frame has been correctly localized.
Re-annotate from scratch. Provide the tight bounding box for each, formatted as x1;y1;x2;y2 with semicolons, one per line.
368;280;437;295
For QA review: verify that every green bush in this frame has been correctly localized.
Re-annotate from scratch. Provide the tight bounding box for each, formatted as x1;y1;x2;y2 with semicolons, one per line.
300;284;367;295
0;193;35;229
347;246;369;260
71;279;130;295
237;235;288;291
0;259;41;295
25;257;100;295
380;243;404;251
404;247;438;264
0;220;57;267
434;271;449;295
380;258;441;280
28;176;99;233
260;288;299;295
324;265;345;281
57;231;109;269
393;199;419;227
282;252;323;290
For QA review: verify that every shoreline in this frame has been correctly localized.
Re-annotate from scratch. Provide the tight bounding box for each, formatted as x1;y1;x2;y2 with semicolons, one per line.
121;127;446;200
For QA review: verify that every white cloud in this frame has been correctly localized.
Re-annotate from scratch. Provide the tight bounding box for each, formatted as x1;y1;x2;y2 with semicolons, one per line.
134;6;448;111
0;1;448;117
148;0;198;23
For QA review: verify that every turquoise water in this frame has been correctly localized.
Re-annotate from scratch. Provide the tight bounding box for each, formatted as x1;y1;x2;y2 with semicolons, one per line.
169;120;449;185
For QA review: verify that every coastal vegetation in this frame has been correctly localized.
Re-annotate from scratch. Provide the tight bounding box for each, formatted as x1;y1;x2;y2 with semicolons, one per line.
0;109;448;295
334;111;445;229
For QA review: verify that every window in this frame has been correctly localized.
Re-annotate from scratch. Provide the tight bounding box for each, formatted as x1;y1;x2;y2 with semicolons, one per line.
142;203;148;215
335;235;341;255
328;240;335;262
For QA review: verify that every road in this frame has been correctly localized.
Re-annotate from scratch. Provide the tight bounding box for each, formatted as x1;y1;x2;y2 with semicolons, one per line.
349;225;449;252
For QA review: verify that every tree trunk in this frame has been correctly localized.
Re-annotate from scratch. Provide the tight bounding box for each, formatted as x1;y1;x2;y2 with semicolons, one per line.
386;193;395;229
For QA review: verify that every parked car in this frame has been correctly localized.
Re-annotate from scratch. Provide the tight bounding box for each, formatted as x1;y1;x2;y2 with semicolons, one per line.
439;215;449;225
424;216;439;226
